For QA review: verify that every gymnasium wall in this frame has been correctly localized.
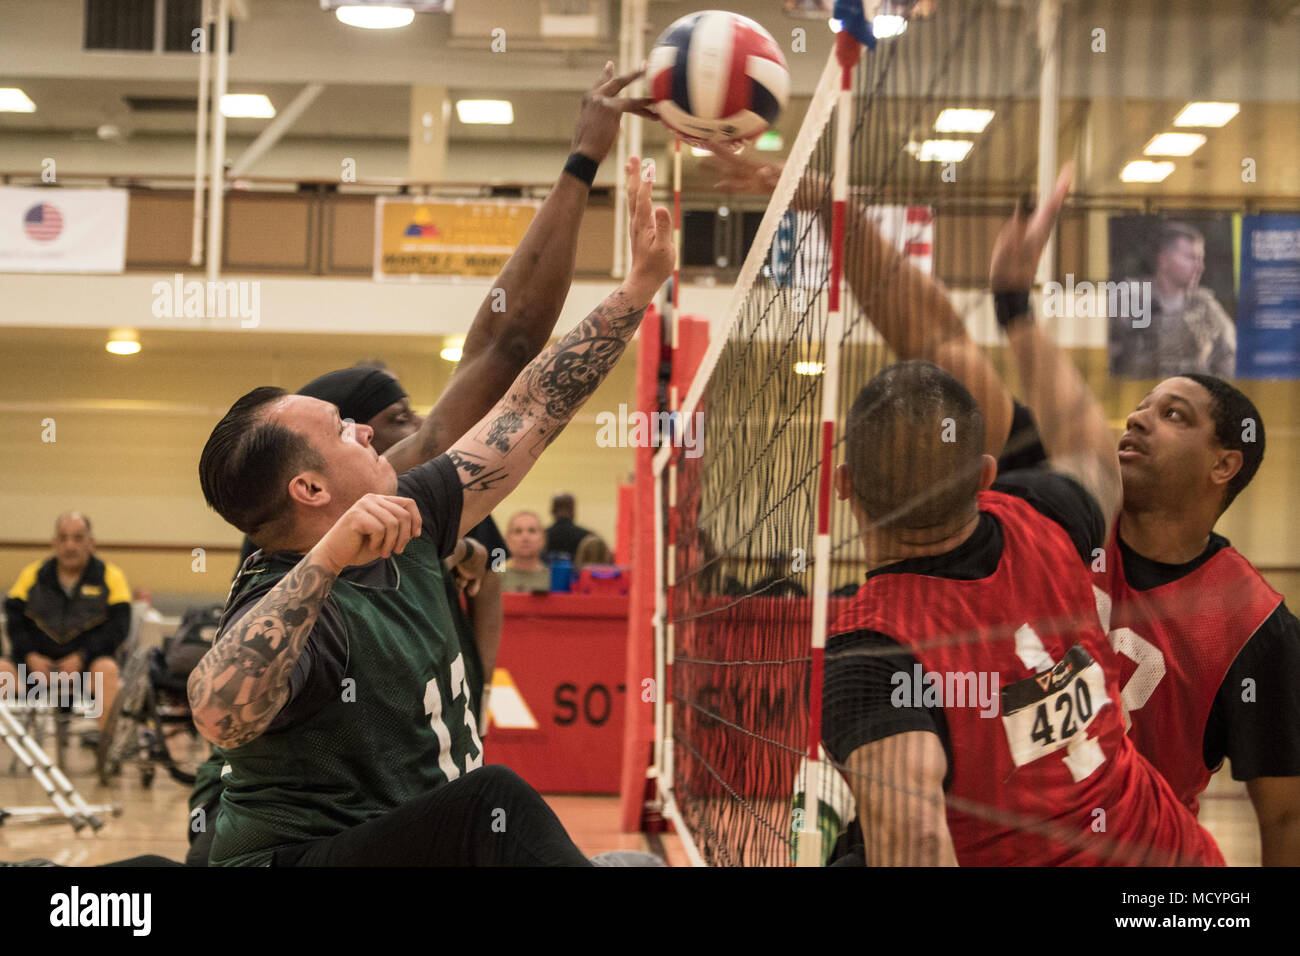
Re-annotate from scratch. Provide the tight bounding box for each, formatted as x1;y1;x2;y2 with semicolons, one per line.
0;329;637;600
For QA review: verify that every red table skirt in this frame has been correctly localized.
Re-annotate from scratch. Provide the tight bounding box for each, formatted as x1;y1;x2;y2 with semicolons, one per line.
484;592;629;794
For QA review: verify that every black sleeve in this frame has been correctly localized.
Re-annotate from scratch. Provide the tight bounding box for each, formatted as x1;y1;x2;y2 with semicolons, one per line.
396;454;465;560
991;469;1106;564
216;584;349;734
821;629;951;783
1204;602;1300;780
468;514;508;561
997;401;1049;473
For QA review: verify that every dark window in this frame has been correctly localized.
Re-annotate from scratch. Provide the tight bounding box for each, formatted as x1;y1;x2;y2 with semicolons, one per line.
84;0;234;52
84;0;155;51
682;209;718;267
164;0;201;51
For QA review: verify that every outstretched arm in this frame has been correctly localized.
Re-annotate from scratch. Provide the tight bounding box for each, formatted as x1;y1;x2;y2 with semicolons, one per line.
992;167;1122;537
385;63;654;474
448;156;674;535
703;150;1014;457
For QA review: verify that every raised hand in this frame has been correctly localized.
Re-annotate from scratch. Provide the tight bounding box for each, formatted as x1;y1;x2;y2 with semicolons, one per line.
311;493;423;575
990;163;1073;292
570;61;656;164
623;155;675;301
444;537;488;597
701;147;782;195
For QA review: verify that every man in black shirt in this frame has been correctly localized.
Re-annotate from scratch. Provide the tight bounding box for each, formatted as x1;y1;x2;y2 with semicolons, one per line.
545;493;595;561
187;153;675;866
783;152;1299;863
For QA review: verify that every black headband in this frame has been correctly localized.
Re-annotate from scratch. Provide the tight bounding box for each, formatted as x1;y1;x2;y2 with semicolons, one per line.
297;368;408;425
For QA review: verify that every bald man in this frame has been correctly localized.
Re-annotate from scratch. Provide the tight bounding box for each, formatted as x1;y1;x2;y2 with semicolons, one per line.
3;512;130;733
502;511;551;592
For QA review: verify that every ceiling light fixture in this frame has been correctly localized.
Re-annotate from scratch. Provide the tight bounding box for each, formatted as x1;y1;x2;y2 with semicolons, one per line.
916;139;974;163
335;5;416;29
1120;160;1176;183
934;108;995;133
1172;102;1239;128
440;336;465;363
0;88;36;113
221;94;276;118
872;15;907;39
106;329;141;356
455;99;514;125
1143;132;1207;157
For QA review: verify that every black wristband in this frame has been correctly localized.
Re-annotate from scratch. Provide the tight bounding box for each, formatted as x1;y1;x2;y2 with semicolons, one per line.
994;290;1032;329
563;152;599;187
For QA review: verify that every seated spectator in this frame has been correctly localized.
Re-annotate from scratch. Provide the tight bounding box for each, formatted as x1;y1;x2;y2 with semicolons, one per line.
3;512;130;736
545;493;594;561
501;511;552;592
573;533;614;568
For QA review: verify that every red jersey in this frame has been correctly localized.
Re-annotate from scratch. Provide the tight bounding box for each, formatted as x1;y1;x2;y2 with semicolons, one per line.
832;491;1223;866
1094;526;1283;814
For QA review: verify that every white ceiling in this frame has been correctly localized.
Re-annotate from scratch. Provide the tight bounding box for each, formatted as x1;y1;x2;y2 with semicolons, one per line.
0;0;1296;194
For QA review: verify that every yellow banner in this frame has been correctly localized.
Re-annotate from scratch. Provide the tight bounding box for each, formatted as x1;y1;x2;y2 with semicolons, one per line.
375;198;539;279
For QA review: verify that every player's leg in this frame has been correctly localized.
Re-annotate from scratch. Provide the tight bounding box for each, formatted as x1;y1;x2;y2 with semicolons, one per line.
272;765;591;866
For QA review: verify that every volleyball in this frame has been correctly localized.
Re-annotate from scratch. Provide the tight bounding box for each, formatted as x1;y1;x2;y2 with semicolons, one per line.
647;10;790;145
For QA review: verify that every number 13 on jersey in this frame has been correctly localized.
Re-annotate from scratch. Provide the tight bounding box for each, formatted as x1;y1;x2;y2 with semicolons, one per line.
423;653;485;782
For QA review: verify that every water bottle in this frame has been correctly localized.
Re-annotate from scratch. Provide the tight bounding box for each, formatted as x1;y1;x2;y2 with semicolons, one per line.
549;558;573;593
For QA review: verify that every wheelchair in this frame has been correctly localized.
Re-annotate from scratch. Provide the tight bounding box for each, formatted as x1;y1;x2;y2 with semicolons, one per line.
96;605;219;788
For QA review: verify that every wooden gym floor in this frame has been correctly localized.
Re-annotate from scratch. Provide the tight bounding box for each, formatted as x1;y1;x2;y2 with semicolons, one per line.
0;721;1256;867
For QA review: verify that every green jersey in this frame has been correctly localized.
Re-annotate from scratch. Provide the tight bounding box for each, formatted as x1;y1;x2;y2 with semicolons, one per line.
210;456;481;866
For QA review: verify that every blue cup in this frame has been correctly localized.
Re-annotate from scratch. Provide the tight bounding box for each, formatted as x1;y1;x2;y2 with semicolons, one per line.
550;558;574;593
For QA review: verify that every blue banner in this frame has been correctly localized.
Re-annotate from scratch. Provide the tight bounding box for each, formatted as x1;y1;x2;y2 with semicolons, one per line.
1237;214;1300;379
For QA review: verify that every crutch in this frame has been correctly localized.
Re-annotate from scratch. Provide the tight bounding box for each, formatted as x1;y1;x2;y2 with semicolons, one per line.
0;705;117;831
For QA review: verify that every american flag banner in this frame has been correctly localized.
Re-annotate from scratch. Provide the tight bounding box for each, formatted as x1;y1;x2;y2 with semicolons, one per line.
770;204;934;289
0;187;128;273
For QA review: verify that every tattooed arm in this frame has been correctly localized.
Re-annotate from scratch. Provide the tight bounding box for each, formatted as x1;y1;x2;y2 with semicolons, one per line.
384;64;652;476
448;155;674;535
188;493;423;748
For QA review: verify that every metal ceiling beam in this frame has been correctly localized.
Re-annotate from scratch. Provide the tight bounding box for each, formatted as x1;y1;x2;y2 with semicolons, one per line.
227;83;326;179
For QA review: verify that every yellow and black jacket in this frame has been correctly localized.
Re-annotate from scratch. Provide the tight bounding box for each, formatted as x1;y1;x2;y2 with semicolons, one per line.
4;556;131;663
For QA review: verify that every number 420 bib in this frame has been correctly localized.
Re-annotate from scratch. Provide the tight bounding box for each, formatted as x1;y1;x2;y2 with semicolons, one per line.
1000;643;1110;782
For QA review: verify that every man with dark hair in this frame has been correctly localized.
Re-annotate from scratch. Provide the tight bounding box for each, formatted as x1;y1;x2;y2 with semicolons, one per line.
827;190;1296;862
188;153;673;866
545;493;595;561
195;363;507;865
1109;220;1236;378
712;148;1297;864
1082;370;1297;863
820;171;1221;866
278;362;508;710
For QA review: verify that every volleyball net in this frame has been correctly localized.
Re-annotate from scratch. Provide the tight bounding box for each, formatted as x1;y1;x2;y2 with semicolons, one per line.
652;0;1043;867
